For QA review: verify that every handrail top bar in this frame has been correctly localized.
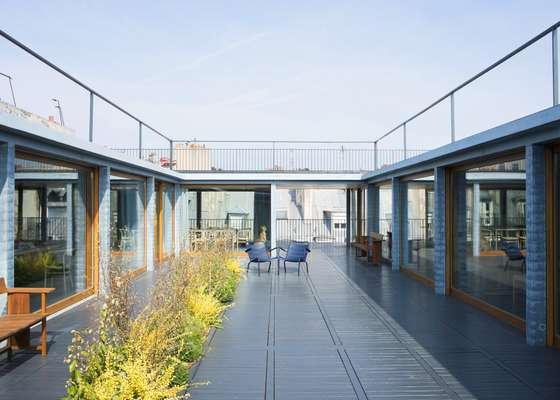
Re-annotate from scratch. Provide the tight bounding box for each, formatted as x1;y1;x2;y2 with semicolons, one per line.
375;20;560;143
0;29;171;142
0;71;12;79
173;139;376;144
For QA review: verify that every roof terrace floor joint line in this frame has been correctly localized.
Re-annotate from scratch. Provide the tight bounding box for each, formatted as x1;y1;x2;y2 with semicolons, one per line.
316;252;468;399
265;265;276;400
321;254;468;400
336;256;542;399
302;265;369;400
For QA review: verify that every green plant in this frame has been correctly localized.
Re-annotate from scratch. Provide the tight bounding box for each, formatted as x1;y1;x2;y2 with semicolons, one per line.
65;244;242;399
14;250;61;286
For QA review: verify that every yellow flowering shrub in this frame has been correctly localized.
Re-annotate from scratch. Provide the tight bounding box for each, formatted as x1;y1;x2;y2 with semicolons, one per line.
187;288;224;329
65;244;242;399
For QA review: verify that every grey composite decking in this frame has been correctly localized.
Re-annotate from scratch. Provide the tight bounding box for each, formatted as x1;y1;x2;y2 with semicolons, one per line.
1;248;560;399
190;247;560;400
0;271;157;400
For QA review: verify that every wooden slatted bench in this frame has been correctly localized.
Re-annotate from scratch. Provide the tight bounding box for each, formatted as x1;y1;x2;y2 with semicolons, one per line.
351;235;370;257
351;232;383;265
0;278;54;359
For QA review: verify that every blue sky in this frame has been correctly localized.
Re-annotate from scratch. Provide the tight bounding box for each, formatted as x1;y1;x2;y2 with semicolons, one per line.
1;1;559;149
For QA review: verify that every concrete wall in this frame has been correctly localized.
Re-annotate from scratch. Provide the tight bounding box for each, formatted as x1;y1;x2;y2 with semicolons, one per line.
0;142;14;313
525;144;547;346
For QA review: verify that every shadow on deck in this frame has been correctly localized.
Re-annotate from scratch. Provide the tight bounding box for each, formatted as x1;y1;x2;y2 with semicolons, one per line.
1;248;560;399
190;246;560;400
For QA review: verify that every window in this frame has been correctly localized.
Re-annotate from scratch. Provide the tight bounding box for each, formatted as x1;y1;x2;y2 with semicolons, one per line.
378;182;393;260
452;157;526;319
14;154;93;311
110;172;146;272
187;187;270;250
402;174;435;281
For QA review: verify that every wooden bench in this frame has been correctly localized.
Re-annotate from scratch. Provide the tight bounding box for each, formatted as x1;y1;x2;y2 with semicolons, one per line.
0;278;54;359
352;235;370;256
351;232;383;265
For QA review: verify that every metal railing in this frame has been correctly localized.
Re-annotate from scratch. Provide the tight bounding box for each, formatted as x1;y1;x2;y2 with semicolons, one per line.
276;218;362;244
0;29;176;170
15;216;66;241
469;160;526;173
2;21;558;174
373;21;560;167
113;143;425;172
15;158;74;172
187;218;254;231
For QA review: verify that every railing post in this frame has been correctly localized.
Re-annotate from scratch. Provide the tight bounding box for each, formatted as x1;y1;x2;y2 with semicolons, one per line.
8;76;16;107
374;141;378;170
403;123;407;160
450;92;456;142
138;122;143;159
553;28;559;106
169;139;173;170
88;91;94;142
272;141;276;171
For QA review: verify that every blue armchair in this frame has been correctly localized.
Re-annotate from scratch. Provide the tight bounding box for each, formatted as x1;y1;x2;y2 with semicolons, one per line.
276;241;311;275
501;240;525;271
245;242;274;274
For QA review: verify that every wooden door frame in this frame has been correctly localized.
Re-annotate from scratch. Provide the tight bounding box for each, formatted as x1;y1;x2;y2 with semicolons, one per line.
14;150;96;313
445;153;527;331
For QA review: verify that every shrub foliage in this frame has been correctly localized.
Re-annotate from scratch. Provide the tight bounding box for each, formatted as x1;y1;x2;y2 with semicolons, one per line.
64;246;243;399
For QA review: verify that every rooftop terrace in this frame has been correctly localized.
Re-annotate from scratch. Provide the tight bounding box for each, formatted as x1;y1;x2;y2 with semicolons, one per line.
2;247;560;399
1;15;560;400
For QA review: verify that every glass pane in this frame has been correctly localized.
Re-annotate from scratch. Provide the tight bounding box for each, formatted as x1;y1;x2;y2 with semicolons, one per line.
188;188;270;250
110;174;145;271
275;188;347;245
14;156;91;311
403;175;434;280
453;159;526;318
378;183;392;259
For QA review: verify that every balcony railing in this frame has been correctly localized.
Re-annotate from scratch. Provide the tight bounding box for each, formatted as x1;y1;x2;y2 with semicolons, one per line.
15;216;67;242
113;143;426;173
1;21;558;173
186;218;366;246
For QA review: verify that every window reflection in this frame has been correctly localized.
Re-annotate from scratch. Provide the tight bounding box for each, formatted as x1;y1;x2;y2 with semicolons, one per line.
14;156;91;311
378;183;392;260
110;173;146;271
187;188;270;251
453;159;526;318
403;175;434;280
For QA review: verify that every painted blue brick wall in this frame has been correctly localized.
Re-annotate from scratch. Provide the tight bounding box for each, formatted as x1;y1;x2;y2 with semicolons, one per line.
433;167;446;295
0;142;14;314
146;176;155;271
525;144;547;346
98;166;111;294
391;177;401;270
367;184;379;233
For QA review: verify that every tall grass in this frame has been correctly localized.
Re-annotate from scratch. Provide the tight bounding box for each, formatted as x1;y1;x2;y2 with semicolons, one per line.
64;244;243;399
